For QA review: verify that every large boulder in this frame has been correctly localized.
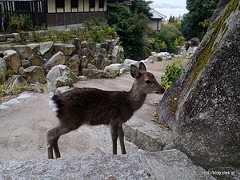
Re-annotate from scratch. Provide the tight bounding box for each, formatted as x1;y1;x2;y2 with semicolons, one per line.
120;59;144;74
0;58;7;83
189;37;200;47
65;54;81;75
3;50;21;73
53;43;76;56
122;59;139;68
87;63;97;70
0;150;215;180
19;31;33;42
29;54;44;66
73;38;81;50
0;35;6;42
158;0;240;169
95;49;106;69
22;59;31;68
105;39;115;52
27;43;40;53
104;63;122;76
148;52;164;62
39;41;54;56
80;40;88;48
158;52;172;60
186;46;198;57
47;65;78;93
111;45;124;63
6;75;27;90
12;33;21;42
80;44;94;66
45;51;65;71
23;66;46;84
13;45;33;59
80;55;89;69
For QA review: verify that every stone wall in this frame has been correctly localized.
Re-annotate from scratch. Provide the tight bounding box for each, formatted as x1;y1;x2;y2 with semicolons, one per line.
0;36;124;94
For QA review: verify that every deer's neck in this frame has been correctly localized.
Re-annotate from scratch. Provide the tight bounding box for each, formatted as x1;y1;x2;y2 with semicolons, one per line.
128;83;147;111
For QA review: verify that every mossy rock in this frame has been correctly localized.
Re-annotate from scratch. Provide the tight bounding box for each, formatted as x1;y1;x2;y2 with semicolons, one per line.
158;0;240;169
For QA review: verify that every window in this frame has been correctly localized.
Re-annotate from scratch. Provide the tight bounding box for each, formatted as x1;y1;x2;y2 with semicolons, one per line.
99;0;104;9
89;0;95;9
15;1;31;12
56;0;64;8
71;0;78;8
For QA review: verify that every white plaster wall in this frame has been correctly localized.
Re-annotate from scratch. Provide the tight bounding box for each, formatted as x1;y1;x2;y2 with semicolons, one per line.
47;0;107;13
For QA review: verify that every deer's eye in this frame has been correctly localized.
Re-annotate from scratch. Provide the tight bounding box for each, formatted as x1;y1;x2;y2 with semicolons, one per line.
145;80;151;84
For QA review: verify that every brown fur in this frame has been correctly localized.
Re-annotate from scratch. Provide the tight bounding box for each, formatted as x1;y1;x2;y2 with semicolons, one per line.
47;62;165;159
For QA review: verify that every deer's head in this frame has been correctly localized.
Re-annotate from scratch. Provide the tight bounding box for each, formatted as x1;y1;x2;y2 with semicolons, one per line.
130;62;165;95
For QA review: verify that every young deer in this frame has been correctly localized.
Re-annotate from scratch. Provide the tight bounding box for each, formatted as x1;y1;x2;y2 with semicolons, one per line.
47;62;165;159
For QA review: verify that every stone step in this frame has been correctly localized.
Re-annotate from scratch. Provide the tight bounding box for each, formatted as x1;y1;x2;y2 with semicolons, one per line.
124;95;174;152
0;149;215;180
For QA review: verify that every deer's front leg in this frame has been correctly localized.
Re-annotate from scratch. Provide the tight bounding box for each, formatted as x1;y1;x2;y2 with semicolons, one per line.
111;124;118;155
118;125;126;154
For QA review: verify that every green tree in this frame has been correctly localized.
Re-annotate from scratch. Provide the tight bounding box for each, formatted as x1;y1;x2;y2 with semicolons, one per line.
155;24;184;53
117;13;148;60
130;0;152;18
160;63;182;90
181;0;218;40
169;16;182;31
169;16;176;23
108;2;151;60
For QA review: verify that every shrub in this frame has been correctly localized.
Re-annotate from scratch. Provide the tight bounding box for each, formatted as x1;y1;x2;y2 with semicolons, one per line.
160;63;182;90
108;4;149;60
155;24;185;53
146;23;185;54
31;18;114;43
7;15;33;32
181;0;218;40
108;2;152;60
147;37;168;53
0;84;28;97
58;31;76;43
32;24;116;43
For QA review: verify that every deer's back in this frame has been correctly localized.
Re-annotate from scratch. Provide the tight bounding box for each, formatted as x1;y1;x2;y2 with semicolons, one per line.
53;88;134;127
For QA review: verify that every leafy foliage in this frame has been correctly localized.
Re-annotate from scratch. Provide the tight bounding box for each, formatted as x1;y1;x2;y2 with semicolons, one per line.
168;16;182;31
32;23;116;43
152;24;185;53
108;2;150;60
160;63;182;90
7;15;33;32
181;0;218;40
115;13;148;60
0;84;28;97
130;0;153;18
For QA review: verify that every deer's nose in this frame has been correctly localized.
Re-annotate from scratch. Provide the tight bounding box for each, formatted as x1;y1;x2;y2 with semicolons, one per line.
157;85;165;94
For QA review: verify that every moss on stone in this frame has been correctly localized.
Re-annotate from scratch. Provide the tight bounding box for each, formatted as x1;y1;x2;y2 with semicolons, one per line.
166;0;239;114
188;0;239;87
168;92;178;113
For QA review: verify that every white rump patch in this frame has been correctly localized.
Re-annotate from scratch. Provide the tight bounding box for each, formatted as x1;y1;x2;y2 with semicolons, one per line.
48;93;58;112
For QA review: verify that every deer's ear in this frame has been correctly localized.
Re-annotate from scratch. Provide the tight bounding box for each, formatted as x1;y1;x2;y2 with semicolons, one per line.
130;64;140;78
139;62;146;72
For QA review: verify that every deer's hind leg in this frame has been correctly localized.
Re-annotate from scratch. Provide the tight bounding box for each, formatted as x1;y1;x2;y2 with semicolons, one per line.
47;125;76;159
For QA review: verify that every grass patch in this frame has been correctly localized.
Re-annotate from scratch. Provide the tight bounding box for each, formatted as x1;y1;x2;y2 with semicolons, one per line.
32;25;117;43
0;84;28;97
